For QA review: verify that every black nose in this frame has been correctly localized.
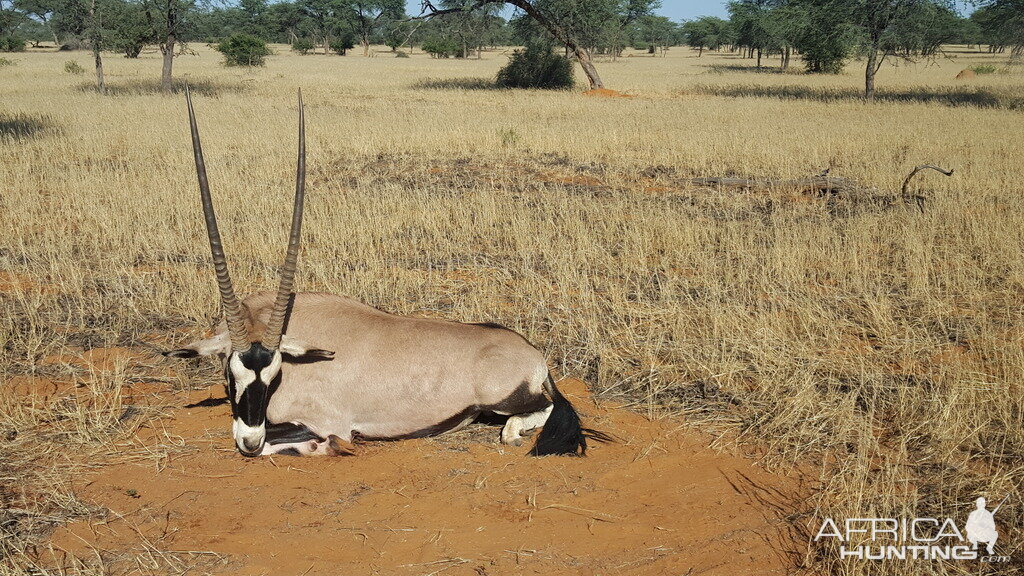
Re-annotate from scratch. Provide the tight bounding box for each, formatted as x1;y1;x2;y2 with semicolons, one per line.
240;438;263;456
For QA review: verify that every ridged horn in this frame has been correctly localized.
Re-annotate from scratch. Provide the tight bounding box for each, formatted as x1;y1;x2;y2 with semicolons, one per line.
261;89;305;350
186;86;251;352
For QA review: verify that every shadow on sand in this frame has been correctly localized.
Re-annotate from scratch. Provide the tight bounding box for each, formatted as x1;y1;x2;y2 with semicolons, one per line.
0;112;60;140
704;63;797;75
689;83;1024;110
76;78;251;97
411;77;500;90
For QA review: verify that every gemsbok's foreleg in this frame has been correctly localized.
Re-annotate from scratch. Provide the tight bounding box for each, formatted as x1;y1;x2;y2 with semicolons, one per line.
261;422;357;456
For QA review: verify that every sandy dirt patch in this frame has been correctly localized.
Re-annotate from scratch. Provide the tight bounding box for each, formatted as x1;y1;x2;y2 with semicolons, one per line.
48;377;803;575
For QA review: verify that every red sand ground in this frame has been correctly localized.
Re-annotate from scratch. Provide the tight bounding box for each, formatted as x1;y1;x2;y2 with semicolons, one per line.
47;376;804;575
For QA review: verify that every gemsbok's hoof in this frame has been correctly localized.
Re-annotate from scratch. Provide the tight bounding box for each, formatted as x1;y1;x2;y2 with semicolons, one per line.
328;435;358;456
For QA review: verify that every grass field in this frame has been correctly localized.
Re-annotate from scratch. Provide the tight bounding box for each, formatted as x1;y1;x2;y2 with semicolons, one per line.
1;42;1023;575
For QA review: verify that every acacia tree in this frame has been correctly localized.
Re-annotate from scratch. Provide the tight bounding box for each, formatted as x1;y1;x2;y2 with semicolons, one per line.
856;0;916;100
349;0;401;55
144;0;193;92
536;0;658;59
634;14;675;55
237;0;269;37
728;0;775;67
974;0;1024;58
417;0;622;89
268;1;302;43
49;0;115;90
436;0;502;57
887;0;960;57
682;16;730;56
790;0;851;73
851;0;958;100
768;0;954;94
1;0;27;48
299;0;347;55
12;0;59;44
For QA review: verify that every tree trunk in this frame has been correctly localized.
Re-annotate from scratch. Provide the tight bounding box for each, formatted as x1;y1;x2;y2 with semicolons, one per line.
756;48;761;69
698;45;703;57
864;48;878;101
93;43;106;94
505;0;603;89
89;0;106;94
161;33;175;93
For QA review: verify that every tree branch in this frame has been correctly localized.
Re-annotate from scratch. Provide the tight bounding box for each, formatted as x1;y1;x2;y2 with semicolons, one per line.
408;0;497;20
901;164;954;197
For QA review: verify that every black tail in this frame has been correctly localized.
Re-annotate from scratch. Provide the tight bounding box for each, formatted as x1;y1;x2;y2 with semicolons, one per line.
530;375;587;457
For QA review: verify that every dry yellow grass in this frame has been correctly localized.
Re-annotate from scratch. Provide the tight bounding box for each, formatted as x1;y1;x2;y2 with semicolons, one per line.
1;42;1023;575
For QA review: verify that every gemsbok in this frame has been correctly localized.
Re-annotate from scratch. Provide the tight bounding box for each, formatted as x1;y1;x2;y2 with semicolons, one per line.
164;89;594;458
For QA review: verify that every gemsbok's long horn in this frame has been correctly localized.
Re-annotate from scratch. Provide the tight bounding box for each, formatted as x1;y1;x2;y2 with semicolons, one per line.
261;90;306;350
186;86;250;352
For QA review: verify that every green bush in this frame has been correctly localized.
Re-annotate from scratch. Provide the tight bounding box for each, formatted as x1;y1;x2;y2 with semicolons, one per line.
395;50;409;58
113;37;145;58
216;34;271;67
0;56;14;67
64;60;85;75
330;35;355;56
495;41;574;90
970;65;998;75
799;34;846;74
292;38;315;55
0;35;26;52
794;6;849;75
422;37;458;58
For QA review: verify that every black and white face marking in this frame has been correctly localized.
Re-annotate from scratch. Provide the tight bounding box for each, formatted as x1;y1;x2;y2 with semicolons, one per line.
225;343;282;457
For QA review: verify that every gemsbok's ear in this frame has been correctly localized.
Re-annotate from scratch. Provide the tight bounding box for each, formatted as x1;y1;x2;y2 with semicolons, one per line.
163;332;231;358
279;335;335;360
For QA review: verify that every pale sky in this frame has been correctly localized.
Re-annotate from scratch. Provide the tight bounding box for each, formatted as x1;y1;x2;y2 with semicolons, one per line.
403;1;730;23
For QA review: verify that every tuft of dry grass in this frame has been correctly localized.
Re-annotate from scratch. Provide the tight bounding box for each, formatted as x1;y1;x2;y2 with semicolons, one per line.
0;360;183;574
1;43;1023;575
